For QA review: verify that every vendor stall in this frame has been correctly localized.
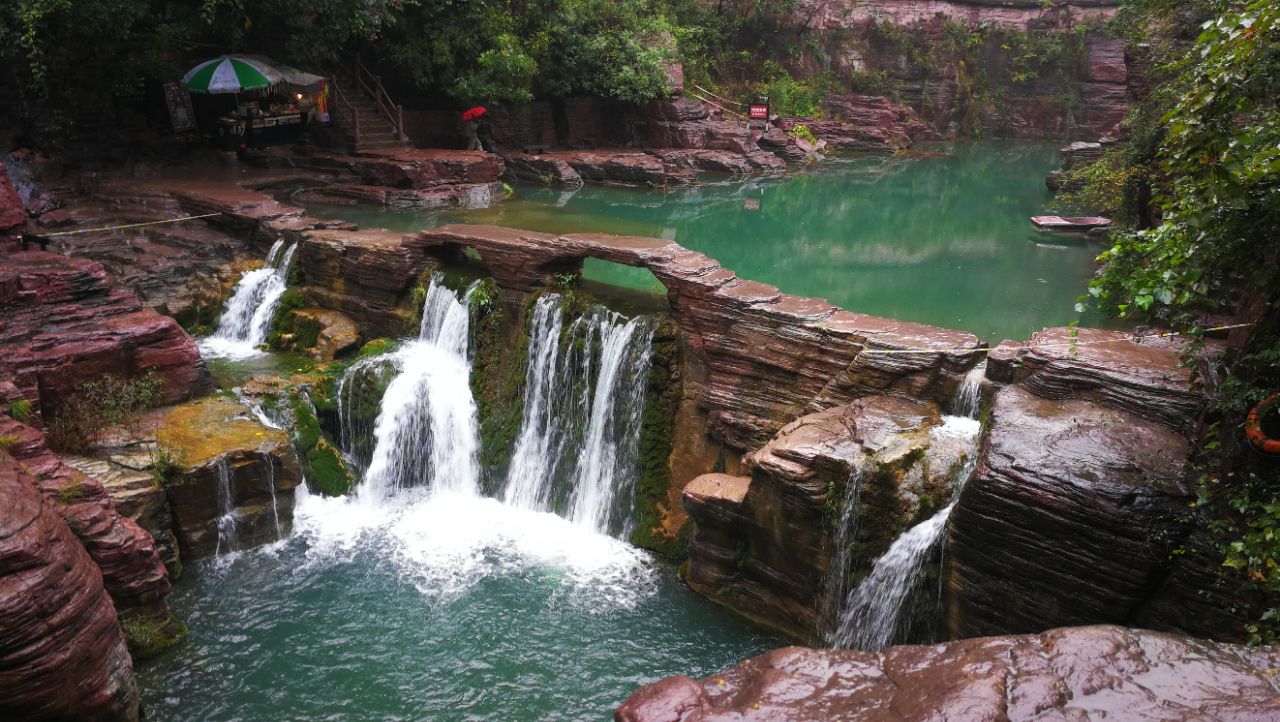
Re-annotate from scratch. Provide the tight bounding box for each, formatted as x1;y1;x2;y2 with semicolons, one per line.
183;54;327;151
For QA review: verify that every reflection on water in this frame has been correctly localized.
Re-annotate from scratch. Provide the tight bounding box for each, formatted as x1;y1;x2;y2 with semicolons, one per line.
301;141;1112;342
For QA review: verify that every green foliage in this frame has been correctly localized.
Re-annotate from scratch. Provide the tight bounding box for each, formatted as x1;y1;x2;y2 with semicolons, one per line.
1091;0;1280;323
1078;0;1280;643
758;62;825;117
150;444;184;484
787;123;817;145
6;398;32;423
1056;150;1151;223
46;372;164;453
120;609;187;660
0;435;17;452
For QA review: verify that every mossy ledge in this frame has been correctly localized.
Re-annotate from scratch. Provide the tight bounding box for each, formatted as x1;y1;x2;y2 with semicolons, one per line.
629;316;686;557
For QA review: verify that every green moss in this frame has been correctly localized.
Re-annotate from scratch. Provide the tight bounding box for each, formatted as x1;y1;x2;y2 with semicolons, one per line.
120;608;187;660
469;280;530;493
305;438;353;496
286;389;354;496
266;289;308;350
628;318;686;557
357;338;398;359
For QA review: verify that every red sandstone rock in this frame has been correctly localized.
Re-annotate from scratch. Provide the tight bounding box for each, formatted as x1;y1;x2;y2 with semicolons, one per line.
987;325;1212;433
0;454;140;722
947;384;1193;637
616;625;1280;722
0;416;171;610
0;252;204;421
684;396;972;639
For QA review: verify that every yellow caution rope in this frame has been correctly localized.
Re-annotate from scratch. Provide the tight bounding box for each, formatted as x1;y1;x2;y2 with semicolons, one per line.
42;213;222;237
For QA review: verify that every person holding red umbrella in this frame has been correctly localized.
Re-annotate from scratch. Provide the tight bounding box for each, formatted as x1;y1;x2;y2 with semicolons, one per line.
462;106;487;150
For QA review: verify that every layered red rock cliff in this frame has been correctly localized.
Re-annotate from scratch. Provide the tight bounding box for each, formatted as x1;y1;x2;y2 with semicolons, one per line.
0;452;140;722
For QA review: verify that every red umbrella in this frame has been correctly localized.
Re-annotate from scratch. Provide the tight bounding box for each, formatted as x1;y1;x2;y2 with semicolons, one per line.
461;106;487;122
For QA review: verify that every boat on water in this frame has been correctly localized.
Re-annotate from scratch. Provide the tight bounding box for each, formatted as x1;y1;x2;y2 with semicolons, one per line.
1031;215;1112;232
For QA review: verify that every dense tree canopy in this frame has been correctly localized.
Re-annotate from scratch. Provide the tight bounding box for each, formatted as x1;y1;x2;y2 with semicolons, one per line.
0;0;686;115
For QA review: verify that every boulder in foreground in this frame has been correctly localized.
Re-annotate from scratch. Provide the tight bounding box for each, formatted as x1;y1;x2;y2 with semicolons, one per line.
616;625;1280;722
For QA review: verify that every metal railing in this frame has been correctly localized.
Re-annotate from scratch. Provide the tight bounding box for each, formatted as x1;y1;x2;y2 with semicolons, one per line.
352;55;406;142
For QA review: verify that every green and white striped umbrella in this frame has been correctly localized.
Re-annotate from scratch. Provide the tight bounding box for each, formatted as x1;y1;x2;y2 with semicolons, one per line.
183;55;283;94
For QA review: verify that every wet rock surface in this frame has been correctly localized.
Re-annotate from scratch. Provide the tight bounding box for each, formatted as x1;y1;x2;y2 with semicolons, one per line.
947;385;1192;637
0;251;205;421
0;415;172;612
684;396;972;640
616;625;1280;722
150;397;301;559
0;453;141;722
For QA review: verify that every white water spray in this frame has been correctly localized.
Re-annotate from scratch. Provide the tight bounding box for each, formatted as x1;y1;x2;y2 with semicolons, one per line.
201;240;298;359
360;278;481;499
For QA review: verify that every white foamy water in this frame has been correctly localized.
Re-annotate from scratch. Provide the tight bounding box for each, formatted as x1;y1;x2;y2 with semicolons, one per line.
292;484;655;607
201;240;298;359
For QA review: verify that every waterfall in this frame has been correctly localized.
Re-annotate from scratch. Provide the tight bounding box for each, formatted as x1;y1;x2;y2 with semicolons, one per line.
360;277;481;500
950;362;986;418
500;293;653;537
822;467;864;638
503;294;570;511
567;312;653;536
262;452;284;541
201;240;298;359
213;457;238;556
829;414;981;650
830;503;955;650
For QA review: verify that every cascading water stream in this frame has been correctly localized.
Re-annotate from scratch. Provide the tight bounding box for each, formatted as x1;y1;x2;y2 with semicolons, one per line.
201;239;298;359
360;277;482;500
567;313;652;536
821;467;864;637
951;361;986;418
829;364;986;650
499;293;653;537
213;457;238;557
262;451;283;541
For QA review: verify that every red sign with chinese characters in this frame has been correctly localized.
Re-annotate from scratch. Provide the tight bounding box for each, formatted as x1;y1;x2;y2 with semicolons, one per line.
749;104;768;120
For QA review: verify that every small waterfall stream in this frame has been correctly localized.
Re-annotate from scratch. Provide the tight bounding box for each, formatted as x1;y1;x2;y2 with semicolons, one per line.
213;458;238;557
201;240;298;359
829;364;986;650
360;277;481;499
262;451;284;542
500;293;653;537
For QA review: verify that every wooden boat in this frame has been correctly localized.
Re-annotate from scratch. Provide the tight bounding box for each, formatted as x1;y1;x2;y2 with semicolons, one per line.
1031;215;1112;232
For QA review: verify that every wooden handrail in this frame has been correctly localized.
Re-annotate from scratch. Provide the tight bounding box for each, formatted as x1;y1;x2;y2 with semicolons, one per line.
353;55;405;141
329;76;360;141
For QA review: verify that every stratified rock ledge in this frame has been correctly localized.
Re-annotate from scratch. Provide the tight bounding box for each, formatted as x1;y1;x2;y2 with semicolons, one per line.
616;625;1280;722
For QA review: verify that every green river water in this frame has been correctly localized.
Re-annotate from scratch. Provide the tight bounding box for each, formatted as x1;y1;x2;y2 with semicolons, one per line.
302;140;1106;342
140;141;1098;720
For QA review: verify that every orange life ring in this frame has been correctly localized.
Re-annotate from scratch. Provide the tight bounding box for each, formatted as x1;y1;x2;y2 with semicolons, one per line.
1244;392;1280;455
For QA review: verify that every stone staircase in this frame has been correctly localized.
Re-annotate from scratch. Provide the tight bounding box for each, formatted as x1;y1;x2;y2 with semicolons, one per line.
329;64;412;154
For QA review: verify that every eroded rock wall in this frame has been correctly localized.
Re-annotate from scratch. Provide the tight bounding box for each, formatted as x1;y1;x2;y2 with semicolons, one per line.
946;327;1227;639
0;454;141;722
0;251;205;424
683;396;973;641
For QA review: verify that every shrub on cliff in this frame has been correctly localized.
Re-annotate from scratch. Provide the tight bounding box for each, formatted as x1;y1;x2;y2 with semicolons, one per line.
46;372;163;453
1080;0;1280;642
